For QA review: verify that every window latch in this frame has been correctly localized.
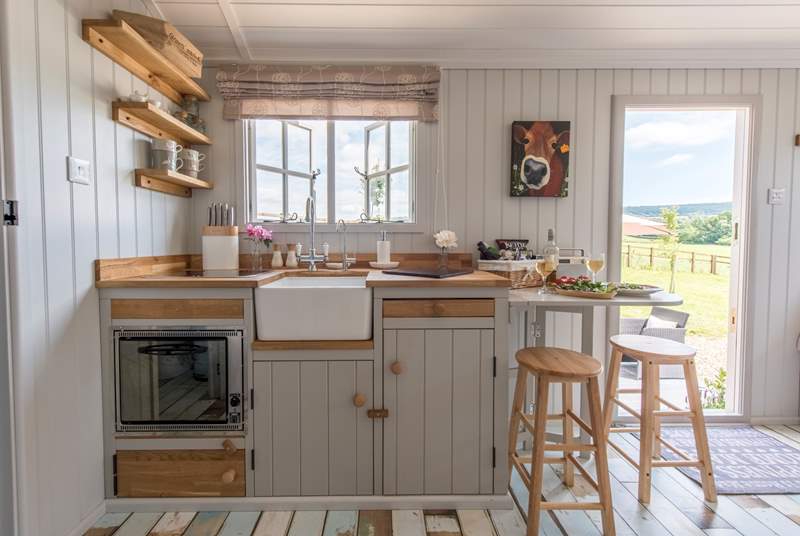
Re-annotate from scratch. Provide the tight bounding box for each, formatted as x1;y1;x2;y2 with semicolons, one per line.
2;200;18;226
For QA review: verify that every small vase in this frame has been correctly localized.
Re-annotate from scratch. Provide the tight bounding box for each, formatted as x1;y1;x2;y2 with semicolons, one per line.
250;241;262;272
437;246;449;272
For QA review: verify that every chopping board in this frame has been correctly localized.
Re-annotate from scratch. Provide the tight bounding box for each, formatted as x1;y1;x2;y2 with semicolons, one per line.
382;267;475;279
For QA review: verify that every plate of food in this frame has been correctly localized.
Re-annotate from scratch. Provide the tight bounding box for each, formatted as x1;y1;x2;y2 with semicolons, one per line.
615;283;663;296
553;276;618;299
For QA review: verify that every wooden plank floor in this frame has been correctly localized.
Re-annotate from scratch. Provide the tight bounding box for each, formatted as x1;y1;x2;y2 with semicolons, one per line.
86;425;800;536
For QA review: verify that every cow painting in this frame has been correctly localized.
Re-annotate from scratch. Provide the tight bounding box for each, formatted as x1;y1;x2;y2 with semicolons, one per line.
510;121;570;197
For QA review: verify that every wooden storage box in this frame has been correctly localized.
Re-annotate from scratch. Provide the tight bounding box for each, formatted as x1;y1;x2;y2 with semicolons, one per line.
477;259;542;289
112;10;203;78
115;449;245;497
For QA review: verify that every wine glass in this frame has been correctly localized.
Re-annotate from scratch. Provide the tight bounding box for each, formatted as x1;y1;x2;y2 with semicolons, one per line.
584;253;606;283
535;255;558;295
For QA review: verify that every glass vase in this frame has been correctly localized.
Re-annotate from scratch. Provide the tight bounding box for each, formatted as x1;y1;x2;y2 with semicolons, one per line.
250;241;262;272
437;246;449;272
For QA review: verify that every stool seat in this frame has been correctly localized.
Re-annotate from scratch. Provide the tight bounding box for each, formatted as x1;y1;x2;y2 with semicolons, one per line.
610;334;695;363
516;347;603;379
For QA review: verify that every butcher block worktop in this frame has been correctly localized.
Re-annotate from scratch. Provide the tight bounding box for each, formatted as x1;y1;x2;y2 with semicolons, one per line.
94;255;510;288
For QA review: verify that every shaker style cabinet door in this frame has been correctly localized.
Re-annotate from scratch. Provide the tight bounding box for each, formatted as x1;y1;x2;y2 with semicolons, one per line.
251;360;374;496
383;329;495;495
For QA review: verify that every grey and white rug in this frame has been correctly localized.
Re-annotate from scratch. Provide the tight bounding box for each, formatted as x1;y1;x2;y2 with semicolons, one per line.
658;425;800;494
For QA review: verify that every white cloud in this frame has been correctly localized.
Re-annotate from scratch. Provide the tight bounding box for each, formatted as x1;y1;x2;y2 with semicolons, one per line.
625;111;736;149
655;153;694;167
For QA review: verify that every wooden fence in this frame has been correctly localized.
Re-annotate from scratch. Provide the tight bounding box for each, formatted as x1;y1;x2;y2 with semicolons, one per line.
623;243;730;275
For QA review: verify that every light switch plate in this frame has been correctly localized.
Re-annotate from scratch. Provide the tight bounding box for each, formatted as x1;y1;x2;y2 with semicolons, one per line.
768;187;786;205
67;156;91;185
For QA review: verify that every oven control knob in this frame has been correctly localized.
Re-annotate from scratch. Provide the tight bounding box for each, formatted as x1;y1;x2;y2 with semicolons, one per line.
230;394;241;407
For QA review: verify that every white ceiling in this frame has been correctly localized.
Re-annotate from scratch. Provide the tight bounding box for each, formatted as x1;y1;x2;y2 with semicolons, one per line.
145;1;800;68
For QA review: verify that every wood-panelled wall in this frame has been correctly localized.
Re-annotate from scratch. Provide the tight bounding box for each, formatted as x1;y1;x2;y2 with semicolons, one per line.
2;0;191;534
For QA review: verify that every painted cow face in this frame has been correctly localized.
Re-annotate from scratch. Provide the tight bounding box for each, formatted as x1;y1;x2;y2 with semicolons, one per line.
513;122;570;191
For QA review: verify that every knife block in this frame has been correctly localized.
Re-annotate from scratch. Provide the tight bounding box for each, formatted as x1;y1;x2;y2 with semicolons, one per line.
202;226;239;271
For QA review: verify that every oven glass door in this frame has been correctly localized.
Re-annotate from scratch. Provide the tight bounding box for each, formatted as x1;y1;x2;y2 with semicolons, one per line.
117;335;229;425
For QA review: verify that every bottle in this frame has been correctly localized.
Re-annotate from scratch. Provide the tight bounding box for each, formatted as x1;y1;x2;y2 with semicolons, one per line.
271;244;284;268
285;244;298;268
377;230;391;264
542;228;560;284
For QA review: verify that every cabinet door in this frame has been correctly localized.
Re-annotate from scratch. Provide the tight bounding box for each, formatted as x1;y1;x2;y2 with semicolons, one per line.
383;329;494;495
252;360;373;496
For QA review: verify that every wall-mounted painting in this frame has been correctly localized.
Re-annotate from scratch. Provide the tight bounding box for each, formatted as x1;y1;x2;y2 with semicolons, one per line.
510;121;570;197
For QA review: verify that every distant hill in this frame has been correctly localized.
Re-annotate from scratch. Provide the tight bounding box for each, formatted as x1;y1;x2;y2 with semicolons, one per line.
624;202;732;219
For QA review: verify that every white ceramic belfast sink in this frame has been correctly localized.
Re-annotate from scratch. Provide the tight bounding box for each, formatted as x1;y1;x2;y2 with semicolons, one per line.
255;277;372;340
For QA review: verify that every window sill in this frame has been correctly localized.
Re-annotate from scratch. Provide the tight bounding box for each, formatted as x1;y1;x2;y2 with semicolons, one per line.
247;222;429;234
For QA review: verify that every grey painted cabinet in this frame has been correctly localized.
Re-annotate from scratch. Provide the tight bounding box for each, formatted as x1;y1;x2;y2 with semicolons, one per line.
382;329;495;495
252;360;374;496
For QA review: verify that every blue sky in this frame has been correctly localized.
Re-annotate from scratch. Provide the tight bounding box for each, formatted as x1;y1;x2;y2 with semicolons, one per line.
623;110;737;207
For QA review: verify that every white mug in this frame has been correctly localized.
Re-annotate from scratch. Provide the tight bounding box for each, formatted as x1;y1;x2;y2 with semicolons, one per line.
152;139;182;153
179;148;206;162
157;157;183;171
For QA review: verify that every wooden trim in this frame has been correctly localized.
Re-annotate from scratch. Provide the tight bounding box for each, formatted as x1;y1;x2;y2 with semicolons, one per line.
203;226;238;237
383;299;495;318
111;299;244;319
136;169;213;190
135;175;191;197
115;449;245;498
82;18;209;105
252;339;374;351
113;101;212;146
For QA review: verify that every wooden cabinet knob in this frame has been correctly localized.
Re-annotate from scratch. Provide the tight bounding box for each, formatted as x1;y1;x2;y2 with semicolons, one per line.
353;393;367;407
222;439;236;455
221;469;236;484
390;361;404;375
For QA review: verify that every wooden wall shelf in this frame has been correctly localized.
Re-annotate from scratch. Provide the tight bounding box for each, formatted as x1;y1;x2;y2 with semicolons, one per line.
82;18;209;106
113;101;212;146
135;168;213;197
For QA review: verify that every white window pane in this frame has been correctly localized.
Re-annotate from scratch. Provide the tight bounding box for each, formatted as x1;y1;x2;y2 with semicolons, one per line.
287;175;309;220
368;176;387;220
367;124;387;173
390;121;410;167
255;120;282;168
335;121;372;222
256;169;282;220
389;170;410;221
287;124;311;173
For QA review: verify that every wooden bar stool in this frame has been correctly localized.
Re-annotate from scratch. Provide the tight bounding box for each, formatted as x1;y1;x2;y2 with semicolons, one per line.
508;347;615;536
604;334;717;503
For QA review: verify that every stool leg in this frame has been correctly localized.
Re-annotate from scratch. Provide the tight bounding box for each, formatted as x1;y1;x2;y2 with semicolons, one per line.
683;359;718;502
603;348;623;434
587;377;616;536
508;368;528;480
652;363;662;458
562;381;575;487
528;375;550;536
638;360;655;503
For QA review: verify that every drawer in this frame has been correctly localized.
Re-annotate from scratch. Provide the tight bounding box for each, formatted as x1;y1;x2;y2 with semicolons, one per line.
115;449;245;497
110;298;244;319
383;299;495;318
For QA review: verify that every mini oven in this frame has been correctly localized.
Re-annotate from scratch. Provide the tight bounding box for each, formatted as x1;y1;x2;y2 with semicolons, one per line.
113;328;244;432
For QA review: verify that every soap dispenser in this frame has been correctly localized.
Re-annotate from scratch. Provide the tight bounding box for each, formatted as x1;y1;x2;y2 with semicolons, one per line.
377;230;391;265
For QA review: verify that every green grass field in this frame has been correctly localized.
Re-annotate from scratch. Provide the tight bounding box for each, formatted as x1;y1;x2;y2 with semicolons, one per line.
620;239;731;339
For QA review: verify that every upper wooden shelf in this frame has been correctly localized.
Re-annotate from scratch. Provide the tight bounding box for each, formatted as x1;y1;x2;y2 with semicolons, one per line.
135;168;213;198
113;101;212;146
82;18;210;106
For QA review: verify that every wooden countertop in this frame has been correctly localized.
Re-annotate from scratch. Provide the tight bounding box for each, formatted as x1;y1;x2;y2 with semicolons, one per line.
96;267;509;289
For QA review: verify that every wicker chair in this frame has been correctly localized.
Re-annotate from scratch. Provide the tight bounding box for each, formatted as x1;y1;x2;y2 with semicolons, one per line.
620;307;690;379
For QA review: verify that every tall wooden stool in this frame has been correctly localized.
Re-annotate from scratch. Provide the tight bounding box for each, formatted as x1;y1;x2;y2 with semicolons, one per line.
508;347;615;536
604;334;717;503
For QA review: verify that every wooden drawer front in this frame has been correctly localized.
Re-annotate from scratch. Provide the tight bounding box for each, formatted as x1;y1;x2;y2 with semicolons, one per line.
116;449;245;497
111;298;244;319
383;299;494;318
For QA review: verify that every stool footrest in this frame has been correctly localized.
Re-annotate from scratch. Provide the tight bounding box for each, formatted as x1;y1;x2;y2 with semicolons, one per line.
652;459;703;468
565;409;594;438
653;410;693;417
611;398;642;420
607;438;640;469
541;502;604;511
609;427;640;434
617;388;642;394
656;396;685;412
566;453;599;492
655;434;692;460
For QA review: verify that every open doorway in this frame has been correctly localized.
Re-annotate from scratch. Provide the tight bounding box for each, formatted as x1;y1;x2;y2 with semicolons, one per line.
610;97;755;418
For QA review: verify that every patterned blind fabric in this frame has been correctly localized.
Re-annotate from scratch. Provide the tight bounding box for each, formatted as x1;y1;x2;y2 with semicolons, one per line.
216;64;440;121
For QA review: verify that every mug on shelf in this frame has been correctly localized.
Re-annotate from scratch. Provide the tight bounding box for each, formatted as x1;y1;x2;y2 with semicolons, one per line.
152;139;182;153
179;148;206;162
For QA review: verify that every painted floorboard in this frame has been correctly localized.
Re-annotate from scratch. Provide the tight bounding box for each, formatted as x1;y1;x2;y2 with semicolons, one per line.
456;509;496;536
488;508;527;536
392;510;427;536
288;511;326;536
424;512;462;536
148;512;197;536
184;512;229;536
83;513;130;536
113;513;163;536
252;511;294;536
217;512;262;536
357;510;392;536
322;510;358;536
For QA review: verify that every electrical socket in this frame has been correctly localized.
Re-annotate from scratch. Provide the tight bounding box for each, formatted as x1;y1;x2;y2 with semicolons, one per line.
67;156;91;185
768;187;786;205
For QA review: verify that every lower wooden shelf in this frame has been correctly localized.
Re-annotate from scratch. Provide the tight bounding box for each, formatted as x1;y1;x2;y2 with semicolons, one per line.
135;168;213;197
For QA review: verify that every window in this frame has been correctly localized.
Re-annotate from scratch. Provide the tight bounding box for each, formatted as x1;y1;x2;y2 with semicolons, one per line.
249;119;415;224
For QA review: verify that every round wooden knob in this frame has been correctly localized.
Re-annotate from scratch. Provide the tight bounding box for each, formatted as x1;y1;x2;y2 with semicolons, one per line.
353;393;367;407
390;361;404;375
221;469;236;484
222;439;236;455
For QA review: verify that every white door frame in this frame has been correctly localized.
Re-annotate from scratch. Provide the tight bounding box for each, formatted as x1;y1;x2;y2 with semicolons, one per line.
608;95;760;422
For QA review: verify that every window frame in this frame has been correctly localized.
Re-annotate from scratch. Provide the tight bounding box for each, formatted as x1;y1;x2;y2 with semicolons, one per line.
246;118;424;232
